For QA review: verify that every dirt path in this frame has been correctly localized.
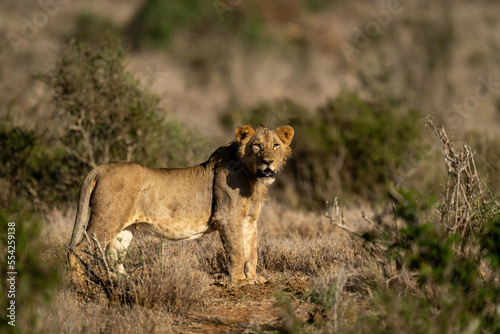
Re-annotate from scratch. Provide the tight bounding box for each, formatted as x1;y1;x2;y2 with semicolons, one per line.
171;275;312;333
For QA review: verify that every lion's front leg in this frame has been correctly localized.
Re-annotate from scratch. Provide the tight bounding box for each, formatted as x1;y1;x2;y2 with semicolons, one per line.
218;222;246;284
243;204;266;284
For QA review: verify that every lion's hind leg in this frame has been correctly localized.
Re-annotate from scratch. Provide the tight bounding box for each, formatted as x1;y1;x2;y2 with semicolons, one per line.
69;223;135;291
68;242;88;291
68;232;95;292
107;226;135;278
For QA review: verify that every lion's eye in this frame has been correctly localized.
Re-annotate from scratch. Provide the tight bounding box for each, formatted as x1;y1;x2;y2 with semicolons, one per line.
274;143;280;149
252;143;261;149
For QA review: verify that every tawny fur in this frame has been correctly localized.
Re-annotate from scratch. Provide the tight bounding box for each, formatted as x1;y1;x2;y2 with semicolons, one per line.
68;125;294;286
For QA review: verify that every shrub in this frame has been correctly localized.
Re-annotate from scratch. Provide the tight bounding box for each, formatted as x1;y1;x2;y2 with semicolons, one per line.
300;0;337;12
313;93;422;199
0;123;37;208
351;122;500;333
17;36;212;209
41;37;211;169
0;37;213;210
306;269;343;316
126;0;208;49
69;12;120;45
0;207;62;333
0;121;84;209
374;124;500;333
366;207;500;334
295;121;500;333
125;0;269;50
40;37;163;169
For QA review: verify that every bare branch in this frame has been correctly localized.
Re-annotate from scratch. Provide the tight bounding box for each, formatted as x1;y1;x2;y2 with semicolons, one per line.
325;199;362;237
91;233;115;290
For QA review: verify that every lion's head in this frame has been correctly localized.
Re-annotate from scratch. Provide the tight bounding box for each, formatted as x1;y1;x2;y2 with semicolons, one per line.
235;125;294;185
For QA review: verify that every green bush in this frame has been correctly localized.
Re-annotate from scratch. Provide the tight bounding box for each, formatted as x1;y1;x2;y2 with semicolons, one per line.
40;37;163;168
374;195;500;333
313;94;422;199
0;37;212;209
69;12;119;45
306;270;340;315
125;0;268;50
0;122;83;208
151;119;213;168
279;158;500;333
222;93;424;207
355;149;500;333
299;0;338;12
0;123;37;207
303;188;500;333
126;0;206;49
40;37;211;168
0;207;62;333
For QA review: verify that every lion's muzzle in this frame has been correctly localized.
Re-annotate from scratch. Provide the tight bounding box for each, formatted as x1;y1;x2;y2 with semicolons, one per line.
256;168;275;179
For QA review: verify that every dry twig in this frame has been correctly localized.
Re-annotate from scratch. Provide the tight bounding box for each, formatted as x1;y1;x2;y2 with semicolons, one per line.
325;198;361;236
426;117;486;246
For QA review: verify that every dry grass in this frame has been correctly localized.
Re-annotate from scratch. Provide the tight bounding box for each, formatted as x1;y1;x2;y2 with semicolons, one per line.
42;207;75;241
259;200;379;237
73;234;214;313
30;196;409;333
34;201;368;332
259;233;365;275
36;289;174;334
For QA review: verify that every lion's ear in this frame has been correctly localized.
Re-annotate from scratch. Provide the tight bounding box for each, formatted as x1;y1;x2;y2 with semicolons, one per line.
276;125;294;146
235;125;255;142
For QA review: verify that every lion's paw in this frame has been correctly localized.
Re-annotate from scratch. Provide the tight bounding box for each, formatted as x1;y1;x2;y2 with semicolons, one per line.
247;275;268;285
232;275;267;286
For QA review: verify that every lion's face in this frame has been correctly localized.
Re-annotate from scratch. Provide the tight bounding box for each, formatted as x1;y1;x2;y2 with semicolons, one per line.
235;125;294;185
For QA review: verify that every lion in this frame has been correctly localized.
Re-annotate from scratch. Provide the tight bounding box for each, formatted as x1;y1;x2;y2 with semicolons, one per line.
68;124;294;287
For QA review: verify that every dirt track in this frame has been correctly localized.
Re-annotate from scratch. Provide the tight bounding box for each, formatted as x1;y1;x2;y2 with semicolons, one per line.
171;274;312;333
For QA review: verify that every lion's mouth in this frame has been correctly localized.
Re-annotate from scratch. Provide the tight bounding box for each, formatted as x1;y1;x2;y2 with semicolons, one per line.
256;168;275;178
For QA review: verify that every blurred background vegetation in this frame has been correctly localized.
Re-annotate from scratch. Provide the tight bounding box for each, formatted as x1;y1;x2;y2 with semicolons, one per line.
2;0;499;213
1;0;500;331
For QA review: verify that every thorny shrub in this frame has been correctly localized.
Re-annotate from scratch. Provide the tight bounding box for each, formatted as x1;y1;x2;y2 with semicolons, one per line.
309;120;500;333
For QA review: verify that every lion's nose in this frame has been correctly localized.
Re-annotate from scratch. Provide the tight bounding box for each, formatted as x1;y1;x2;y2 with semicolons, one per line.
262;159;274;166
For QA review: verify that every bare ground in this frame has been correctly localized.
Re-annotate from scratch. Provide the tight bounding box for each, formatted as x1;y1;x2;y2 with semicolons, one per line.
169;275;310;333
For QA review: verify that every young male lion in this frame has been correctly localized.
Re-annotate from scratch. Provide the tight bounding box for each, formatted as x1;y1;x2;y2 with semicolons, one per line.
68;124;294;286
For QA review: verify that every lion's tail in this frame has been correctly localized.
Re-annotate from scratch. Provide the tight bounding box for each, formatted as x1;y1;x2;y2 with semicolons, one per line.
69;166;100;250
